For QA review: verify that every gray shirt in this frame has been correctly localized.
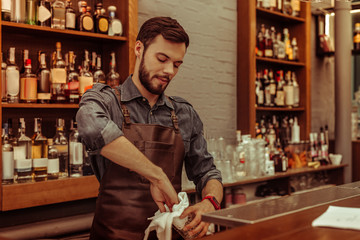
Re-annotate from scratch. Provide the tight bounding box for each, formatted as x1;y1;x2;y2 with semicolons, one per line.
76;75;222;194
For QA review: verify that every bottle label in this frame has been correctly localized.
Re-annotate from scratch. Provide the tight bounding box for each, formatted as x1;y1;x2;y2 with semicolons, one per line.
2;0;11;11
54;144;68;154
284;85;294;106
292;0;300;12
99;18;109;32
20;77;37;101
68;81;79;91
79;76;93;95
65;12;76;29
33;158;48;168
13;145;27;160
70;142;84;165
38;5;51;22
15;159;32;169
51;68;66;84
2;151;14;180
37;93;51;100
6;67;20;96
111;20;123;35
269;83;276;95
276;91;285;106
354;34;360;44
258;90;264;105
48;158;59;173
83;15;94;31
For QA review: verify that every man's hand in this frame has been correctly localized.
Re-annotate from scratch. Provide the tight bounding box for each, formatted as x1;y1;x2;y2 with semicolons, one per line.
179;199;216;238
150;173;179;212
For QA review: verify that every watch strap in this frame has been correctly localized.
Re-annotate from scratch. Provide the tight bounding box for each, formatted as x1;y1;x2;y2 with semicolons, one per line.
202;196;221;210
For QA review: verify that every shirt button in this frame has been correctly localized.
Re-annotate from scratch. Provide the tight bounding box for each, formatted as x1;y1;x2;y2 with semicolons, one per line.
142;98;146;101
150;111;153;115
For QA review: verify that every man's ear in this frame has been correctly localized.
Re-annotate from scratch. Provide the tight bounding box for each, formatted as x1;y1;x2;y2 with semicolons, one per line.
134;40;143;58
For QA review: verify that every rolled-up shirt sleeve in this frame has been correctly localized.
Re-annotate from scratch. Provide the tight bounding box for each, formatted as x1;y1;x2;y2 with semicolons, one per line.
183;106;222;194
76;85;124;152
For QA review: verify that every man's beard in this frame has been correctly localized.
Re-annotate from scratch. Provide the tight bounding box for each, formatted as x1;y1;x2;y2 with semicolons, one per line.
138;56;170;95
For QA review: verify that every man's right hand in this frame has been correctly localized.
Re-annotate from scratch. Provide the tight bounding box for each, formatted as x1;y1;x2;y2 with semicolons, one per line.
150;173;179;212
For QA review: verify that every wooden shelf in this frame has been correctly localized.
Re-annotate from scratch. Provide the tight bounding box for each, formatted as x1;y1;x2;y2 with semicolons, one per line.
1;21;127;42
256;7;306;23
256;56;306;67
2;176;99;211
2;103;79;109
256;106;305;112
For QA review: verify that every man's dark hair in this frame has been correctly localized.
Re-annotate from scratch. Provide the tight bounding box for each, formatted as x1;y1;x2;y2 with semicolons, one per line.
136;17;189;51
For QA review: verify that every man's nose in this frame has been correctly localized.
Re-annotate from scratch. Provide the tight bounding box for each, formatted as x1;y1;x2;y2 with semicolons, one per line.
163;62;174;75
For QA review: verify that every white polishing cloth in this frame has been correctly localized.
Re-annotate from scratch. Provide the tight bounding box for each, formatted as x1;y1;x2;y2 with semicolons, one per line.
143;192;189;240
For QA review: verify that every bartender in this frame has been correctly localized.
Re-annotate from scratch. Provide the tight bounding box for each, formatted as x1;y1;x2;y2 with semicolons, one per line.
77;16;223;239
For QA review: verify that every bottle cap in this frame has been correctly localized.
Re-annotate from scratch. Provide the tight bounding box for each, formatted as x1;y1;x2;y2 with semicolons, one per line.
108;5;117;12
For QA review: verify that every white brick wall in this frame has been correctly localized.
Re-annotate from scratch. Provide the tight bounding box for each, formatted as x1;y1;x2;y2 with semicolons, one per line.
138;0;238;143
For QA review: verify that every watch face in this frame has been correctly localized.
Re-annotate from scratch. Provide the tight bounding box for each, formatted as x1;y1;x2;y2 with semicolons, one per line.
211;196;220;207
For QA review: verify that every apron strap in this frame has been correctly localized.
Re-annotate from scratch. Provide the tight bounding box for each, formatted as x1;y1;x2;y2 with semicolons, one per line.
114;87;131;127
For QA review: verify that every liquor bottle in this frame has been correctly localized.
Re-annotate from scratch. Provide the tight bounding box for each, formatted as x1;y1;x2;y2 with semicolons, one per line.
65;51;80;103
31;118;48;182
255;72;264;106
1;52;7;102
37;52;51;103
276;32;286;60
283;28;292;61
65;0;76;30
292;71;299;107
6;47;20;103
264;29;273;58
12;0;26;23
106;52;120;88
51;0;66;29
1;0;11;21
25;0;36;25
94;2;108;34
83;149;93;176
2;123;14;184
69;119;83;177
13;118;33;183
37;0;51;26
262;0;270;9
50;42;66;103
269;0;276;11
257;0;263;8
268;69;276;106
263;69;271;107
90;52;97;73
93;54;105;84
291;37;298;61
7;118;16;143
275;72;285;107
310;132;319;162
284;71;294;107
47;138;59;180
353;23;360;51
256;24;266;57
53;118;68;178
108;6;123;36
270;26;278;59
20;49;29;75
79;50;93;96
276;0;282;12
291;0;300;17
282;0;292;15
20;59;37;103
78;1;94;32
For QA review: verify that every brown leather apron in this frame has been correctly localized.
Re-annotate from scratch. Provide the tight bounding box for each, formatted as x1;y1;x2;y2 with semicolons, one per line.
90;89;185;240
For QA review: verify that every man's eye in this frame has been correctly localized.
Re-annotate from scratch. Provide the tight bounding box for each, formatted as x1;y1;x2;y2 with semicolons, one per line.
174;63;182;68
158;58;166;62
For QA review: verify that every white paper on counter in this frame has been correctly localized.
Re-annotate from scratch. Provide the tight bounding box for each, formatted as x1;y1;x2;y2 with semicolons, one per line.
312;205;360;231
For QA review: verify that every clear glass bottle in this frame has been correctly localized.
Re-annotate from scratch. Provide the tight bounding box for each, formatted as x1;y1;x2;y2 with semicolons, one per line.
79;50;93;96
37;52;51;103
69;119;83;177
284;71;294;107
20;49;29;75
31;118;48;182
37;0;51;26
13;118;33;183
1;0;11;21
292;71;299;107
6;47;20;103
25;0;36;25
106;52;120;88
93;54;105;84
65;51;79;103
2;52;7;102
275;71;285;107
65;0;76;30
94;2;108;34
2;122;14;184
108;6;123;36
53;118;68;178
233;130;246;180
50;42;67;103
47;138;59;180
51;0;66;29
20;58;37;103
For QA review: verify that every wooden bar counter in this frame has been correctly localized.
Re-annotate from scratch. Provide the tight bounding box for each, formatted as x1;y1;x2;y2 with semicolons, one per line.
203;182;360;240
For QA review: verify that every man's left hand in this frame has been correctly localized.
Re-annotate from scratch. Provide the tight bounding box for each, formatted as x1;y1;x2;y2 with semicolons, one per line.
179;199;216;238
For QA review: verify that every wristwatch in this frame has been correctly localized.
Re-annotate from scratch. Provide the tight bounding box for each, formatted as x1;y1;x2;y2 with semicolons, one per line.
202;196;221;210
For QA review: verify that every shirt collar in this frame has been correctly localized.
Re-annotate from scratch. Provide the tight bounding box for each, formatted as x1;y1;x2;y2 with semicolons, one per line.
121;75;174;110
